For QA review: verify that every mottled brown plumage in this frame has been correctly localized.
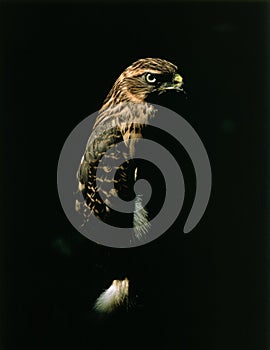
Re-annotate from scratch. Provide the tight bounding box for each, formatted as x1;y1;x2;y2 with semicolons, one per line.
77;58;183;234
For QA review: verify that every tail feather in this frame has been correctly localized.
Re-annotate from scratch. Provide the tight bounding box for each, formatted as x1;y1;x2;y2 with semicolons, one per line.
94;278;129;314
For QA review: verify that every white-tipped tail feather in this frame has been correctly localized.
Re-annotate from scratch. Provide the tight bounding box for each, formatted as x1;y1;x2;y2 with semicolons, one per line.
133;195;151;240
94;278;129;314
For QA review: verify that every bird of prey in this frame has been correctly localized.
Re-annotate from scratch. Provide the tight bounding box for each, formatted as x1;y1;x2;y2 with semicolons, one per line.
77;57;184;241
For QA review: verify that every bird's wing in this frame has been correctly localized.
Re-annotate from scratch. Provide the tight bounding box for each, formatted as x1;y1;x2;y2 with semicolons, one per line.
77;109;139;222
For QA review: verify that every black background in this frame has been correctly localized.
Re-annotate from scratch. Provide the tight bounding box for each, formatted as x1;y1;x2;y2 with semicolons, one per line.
0;1;269;349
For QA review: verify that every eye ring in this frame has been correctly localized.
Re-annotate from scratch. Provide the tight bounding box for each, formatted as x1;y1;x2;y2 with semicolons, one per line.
145;73;157;84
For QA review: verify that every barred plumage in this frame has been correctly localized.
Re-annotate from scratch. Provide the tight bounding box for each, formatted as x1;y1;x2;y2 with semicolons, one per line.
77;58;183;237
77;57;184;314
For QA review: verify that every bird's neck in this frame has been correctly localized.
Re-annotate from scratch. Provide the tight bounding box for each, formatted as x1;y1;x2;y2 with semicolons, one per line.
93;100;157;131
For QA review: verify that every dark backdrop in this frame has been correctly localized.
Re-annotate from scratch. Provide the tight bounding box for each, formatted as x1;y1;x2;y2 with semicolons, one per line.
0;2;269;350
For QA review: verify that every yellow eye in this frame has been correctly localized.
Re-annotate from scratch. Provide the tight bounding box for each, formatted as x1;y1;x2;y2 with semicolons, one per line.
145;73;157;84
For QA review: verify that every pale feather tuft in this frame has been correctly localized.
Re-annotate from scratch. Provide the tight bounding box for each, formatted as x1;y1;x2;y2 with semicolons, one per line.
94;278;129;314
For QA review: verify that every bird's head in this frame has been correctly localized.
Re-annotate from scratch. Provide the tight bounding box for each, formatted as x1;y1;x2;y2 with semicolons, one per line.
101;58;184;109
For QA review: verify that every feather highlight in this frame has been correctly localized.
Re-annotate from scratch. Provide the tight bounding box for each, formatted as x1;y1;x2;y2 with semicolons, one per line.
133;195;151;240
94;278;129;314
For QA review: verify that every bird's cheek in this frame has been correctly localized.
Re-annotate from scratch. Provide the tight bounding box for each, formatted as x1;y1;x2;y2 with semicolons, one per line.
128;86;150;102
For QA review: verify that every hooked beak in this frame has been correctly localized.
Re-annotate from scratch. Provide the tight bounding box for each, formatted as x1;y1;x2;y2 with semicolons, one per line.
157;73;184;94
